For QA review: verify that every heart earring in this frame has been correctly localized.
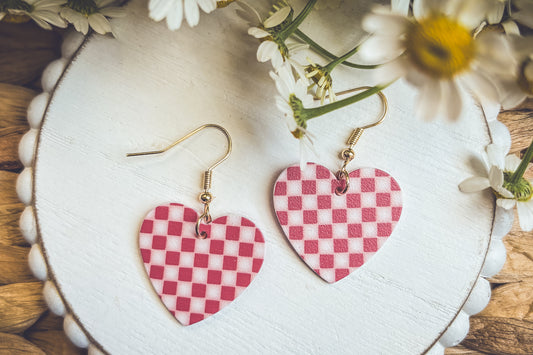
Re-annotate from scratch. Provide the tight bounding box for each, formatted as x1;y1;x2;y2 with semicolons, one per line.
128;124;265;326
273;90;403;283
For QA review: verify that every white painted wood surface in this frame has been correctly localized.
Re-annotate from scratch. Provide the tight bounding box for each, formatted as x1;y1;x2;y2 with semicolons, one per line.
31;1;496;353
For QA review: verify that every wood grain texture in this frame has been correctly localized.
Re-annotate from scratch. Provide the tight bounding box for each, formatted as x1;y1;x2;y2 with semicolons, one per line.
0;245;33;285
0;203;27;246
0;125;26;173
0;83;36;128
462;317;533;354
25;330;85;355
0;170;23;205
0;22;61;87
0;333;46;355
0;282;47;333
444;345;486;354
499;100;533;156
29;311;65;332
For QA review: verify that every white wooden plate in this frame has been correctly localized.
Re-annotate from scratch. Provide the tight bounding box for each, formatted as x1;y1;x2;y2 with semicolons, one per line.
19;0;508;353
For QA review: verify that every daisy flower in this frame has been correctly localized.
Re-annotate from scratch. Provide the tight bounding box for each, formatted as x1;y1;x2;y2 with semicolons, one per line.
148;0;216;31
460;142;533;232
270;63;316;168
359;1;514;120
1;0;67;30
495;35;533;109
248;0;313;72
60;0;124;35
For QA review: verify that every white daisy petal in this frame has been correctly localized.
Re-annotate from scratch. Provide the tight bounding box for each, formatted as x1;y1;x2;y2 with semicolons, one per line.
497;198;517;209
441;80;462;121
32;10;66;28
501;20;520;35
149;0;173;21
517;200;533;231
88;13;112;34
459;176;491;192
496;187;515;199
487;1;505;24
362;12;411;35
30;16;53;30
184;0;200;27
270;50;284;69
504;154;523;172
499;79;528;109
460;71;499;105
358;35;405;62
415;79;441;120
248;27;270;38
78;17;90;35
166;0;184;30
488;165;504;189
99;7;126;18
486;144;506;170
197;0;217;13
412;0;439;20
264;6;291;28
257;41;278;63
454;0;491;30
391;0;411;15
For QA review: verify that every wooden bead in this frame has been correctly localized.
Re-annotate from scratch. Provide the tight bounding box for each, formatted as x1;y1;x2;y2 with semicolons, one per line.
19;206;37;245
15;168;33;206
27;92;50;129
43;281;65;316
63;314;89;348
18;129;38;168
28;244;47;281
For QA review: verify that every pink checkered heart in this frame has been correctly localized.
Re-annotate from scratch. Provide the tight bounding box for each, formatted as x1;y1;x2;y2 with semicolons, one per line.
138;203;265;326
273;163;402;283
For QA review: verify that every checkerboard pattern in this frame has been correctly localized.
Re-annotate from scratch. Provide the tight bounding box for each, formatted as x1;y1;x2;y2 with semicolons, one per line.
139;203;265;326
273;163;402;283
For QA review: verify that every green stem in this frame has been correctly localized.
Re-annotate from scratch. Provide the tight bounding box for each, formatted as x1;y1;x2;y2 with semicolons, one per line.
294;29;378;70
301;84;391;121
325;45;361;72
510;139;533;184
281;0;317;40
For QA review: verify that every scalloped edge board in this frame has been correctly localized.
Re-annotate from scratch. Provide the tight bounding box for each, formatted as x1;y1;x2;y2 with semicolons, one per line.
16;29;515;355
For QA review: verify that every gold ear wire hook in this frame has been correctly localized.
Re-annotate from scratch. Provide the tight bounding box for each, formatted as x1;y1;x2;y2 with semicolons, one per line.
127;124;232;239
126;124;232;168
334;87;388;196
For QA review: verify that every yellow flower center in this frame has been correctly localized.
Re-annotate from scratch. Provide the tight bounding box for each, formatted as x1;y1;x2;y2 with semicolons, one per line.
406;14;475;78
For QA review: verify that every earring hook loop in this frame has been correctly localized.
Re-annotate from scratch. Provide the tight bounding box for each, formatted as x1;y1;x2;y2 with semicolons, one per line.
334;88;388;196
126;123;232;172
127;124;232;239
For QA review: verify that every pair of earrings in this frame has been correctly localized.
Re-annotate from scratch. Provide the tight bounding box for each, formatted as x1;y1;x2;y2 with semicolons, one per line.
128;91;402;326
